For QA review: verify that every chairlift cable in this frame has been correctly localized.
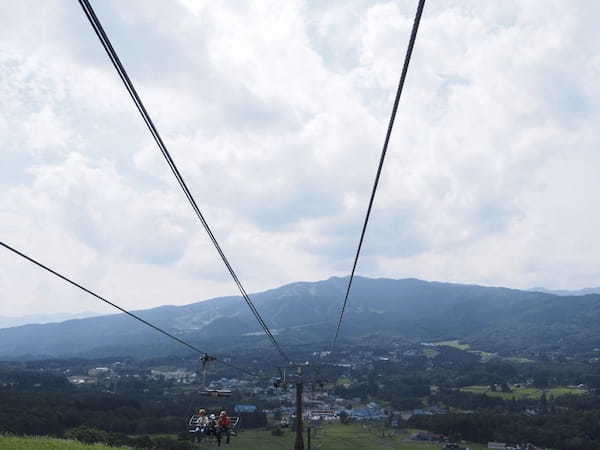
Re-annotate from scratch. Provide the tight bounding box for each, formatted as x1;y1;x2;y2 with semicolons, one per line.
76;0;290;364
0;241;263;379
331;0;426;351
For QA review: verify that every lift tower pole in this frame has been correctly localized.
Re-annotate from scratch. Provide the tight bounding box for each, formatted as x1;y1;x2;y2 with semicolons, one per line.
276;363;314;450
294;374;305;450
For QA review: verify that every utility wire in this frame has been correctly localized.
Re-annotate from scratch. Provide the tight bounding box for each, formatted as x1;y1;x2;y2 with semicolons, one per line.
331;0;426;350
77;0;290;363
0;241;263;379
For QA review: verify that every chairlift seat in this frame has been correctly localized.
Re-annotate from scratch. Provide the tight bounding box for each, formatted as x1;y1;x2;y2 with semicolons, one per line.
188;413;240;437
200;389;232;397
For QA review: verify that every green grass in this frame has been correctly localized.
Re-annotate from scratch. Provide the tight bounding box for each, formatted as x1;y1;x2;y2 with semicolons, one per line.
1;425;492;450
460;385;587;400
503;356;534;364
0;435;125;449
469;350;496;361
214;423;488;450
548;386;587;397
422;348;440;359
431;341;536;365
433;340;470;350
460;385;489;395
337;377;352;386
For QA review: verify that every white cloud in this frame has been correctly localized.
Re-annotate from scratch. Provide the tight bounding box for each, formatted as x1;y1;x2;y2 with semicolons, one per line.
1;0;600;317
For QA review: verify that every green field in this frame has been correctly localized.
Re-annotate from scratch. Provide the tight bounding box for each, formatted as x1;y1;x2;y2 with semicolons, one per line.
1;425;490;450
503;356;534;364
422;348;440;358
460;385;587;400
547;386;587;397
0;435;124;449
337;376;352;386
431;341;499;361
433;340;471;350
431;341;534;364
221;424;488;450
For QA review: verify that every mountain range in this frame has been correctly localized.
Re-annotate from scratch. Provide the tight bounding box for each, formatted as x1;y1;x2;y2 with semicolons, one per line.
529;286;600;296
0;312;99;329
2;276;600;360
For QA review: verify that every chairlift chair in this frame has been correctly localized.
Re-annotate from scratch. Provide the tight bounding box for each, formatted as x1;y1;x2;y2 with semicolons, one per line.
200;388;233;397
273;367;288;389
198;353;233;397
189;413;239;431
187;354;240;442
188;412;240;441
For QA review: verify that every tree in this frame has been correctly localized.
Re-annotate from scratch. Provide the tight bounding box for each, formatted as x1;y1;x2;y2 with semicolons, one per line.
339;411;350;424
534;373;549;389
540;392;548;413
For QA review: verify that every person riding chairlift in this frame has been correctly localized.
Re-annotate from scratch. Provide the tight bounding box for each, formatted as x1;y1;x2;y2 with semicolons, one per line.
197;409;209;427
206;413;218;439
192;409;209;433
216;410;232;446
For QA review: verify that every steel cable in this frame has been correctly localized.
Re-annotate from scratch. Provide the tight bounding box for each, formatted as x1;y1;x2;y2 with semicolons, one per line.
77;0;289;363
0;241;265;379
331;0;426;350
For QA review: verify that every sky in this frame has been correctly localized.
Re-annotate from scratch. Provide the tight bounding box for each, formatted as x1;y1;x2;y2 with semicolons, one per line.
1;0;600;317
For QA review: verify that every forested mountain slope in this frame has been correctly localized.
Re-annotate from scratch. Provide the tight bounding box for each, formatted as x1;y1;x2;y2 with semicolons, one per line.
2;276;599;359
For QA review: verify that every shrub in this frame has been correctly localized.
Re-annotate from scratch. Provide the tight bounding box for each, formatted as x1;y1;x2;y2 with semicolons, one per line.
150;436;194;450
64;427;109;444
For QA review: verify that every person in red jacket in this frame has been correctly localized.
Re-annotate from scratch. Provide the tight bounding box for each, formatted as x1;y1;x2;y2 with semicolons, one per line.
216;410;232;446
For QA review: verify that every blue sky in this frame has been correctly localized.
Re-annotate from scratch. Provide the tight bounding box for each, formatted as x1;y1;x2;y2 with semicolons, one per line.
1;0;600;317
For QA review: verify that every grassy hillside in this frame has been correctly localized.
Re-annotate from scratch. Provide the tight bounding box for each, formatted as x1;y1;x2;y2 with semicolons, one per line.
0;435;124;449
460;385;587;400
0;426;489;450
210;424;488;450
